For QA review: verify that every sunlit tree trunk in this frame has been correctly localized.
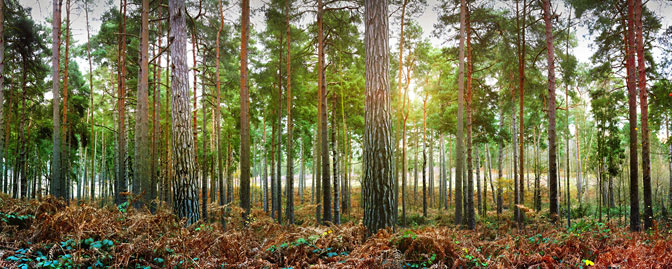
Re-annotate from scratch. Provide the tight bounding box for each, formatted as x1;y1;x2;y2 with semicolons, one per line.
363;0;395;234
454;0;466;226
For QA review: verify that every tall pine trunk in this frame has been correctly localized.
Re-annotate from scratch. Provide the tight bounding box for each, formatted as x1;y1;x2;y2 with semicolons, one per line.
135;0;151;209
454;0;466;226
363;0;395;235
625;0;640;232
240;0;251;220
635;0;653;230
284;0;294;224
543;0;558;222
169;0;200;225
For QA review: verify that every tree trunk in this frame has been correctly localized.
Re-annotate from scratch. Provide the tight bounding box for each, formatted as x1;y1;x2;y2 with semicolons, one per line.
363;0;395;234
169;0;200;226
634;0;653;230
422;92;428;218
543;0;558;222
215;0;225;224
134;0;151;209
240;0;251;220
454;0;466;226
284;0;294;224
263;121;269;212
315;0;323;222
319;0;331;224
625;0;640;232
465;6;475;230
0;0;4;197
116;0;128;206
332;92;340;225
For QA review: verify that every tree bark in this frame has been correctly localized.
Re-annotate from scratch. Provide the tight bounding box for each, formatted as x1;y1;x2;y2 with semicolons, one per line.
319;0;331;224
239;0;251;220
634;0;653;230
625;0;640;232
116;0;128;206
134;0;151;209
284;0;294;224
363;0;395;234
465;6;475;230
169;0;200;225
543;0;558;222
454;0;466;226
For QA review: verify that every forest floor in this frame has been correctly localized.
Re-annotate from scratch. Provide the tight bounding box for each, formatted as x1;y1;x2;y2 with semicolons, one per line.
1;193;671;268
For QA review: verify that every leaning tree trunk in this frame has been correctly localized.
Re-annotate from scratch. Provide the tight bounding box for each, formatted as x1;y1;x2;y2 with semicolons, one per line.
363;0;395;235
169;0;200;226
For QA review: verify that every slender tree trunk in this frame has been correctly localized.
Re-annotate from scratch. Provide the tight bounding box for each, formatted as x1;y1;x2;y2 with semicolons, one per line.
284;0;294;224
465;7;475;230
201;86;209;221
319;1;331;224
134;0;151;209
543;0;558;222
454;0;466;226
625;0;640;232
422;92;428;218
263;121;269;212
634;0;653;230
397;0;409;224
239;0;251;220
315;0;323;222
169;0;200;225
115;0;128;206
363;0;395;234
0;0;4;196
332;92;340;224
215;0;225;224
476;146;482;216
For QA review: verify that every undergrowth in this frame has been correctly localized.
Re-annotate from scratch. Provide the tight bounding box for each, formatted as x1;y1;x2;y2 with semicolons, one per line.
0;194;671;268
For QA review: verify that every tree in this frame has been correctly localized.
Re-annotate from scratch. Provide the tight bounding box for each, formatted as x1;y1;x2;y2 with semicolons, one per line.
543;0;558;222
284;0;294;224
625;0;640;232
454;0;466;227
319;0;331;224
169;0;200;226
0;0;4;198
363;0;395;235
50;0;63;199
134;0;150;209
215;0;225;225
240;0;251;220
115;0;128;206
634;0;653;230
